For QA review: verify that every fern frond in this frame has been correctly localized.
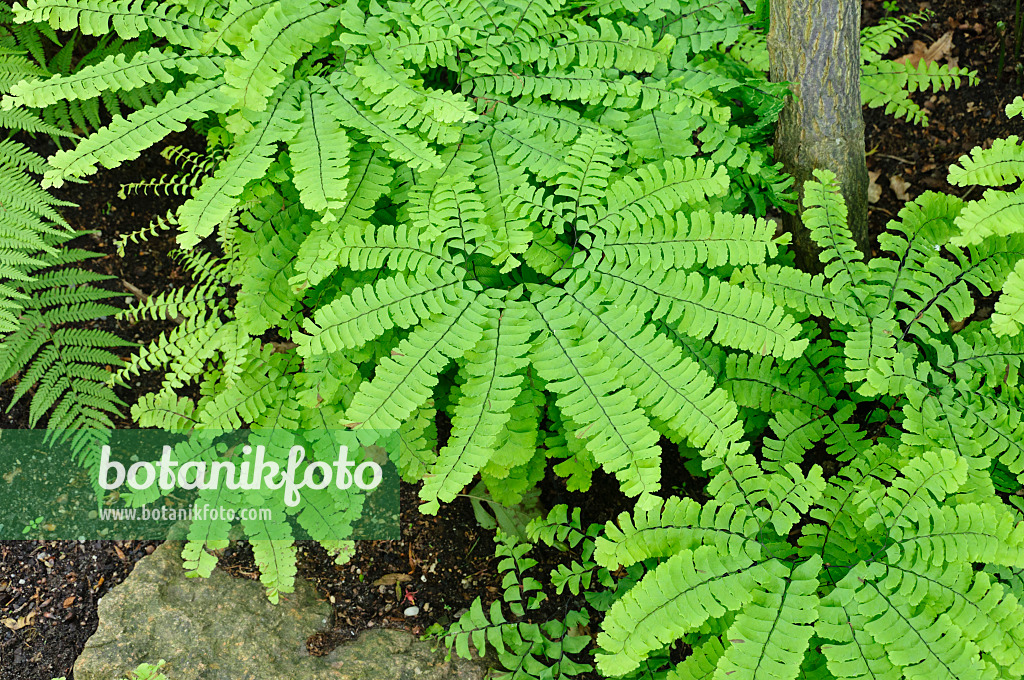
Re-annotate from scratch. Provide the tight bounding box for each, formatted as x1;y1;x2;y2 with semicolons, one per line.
320;76;442;171
948;135;1024;188
595;496;761;569
234;202;311;334
594;157;730;235
950;188;1024;247
13;0;208;48
733;264;861;324
803;170;869;292
714;557;821;680
419;302;535;513
243;512;297;603
596;209;777;271
221;0;340;113
176;84;299;247
3;47;203;110
467;137;532;273
197;0;274;55
342;290;493;435
182;485;237;577
595;545;765;676
527;289;662;498
286;81;351;219
553;129;621;226
290;146;396;289
557;269;745;457
43;72;233;188
588;265;807;360
860;11;929;62
297;267;469;355
993;261;1024;336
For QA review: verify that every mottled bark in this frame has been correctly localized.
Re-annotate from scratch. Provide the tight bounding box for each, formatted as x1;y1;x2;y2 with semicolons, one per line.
768;0;869;273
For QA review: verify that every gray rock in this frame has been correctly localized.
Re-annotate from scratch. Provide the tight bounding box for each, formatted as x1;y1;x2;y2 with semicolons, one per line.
74;541;488;680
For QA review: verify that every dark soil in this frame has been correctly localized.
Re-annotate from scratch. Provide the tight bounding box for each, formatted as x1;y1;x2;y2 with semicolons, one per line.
3;0;1023;677
862;0;1024;245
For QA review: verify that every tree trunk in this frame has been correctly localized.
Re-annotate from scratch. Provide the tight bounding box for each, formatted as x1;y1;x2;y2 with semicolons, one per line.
768;0;869;273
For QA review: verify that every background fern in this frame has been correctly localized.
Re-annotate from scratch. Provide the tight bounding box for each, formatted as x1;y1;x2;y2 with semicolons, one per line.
731;8;979;126
591;155;1024;680
0;25;131;462
0;1;181;141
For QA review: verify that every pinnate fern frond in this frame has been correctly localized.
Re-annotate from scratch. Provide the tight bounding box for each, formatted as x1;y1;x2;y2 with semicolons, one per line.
343;290;493;436
418;302;534;513
42;72;233;188
948;135;1024;188
2;47;204;110
286;81;351;220
176;84;299;247
527;290;662;498
13;0;208;48
993;261;1024;336
595;545;766;676
221;0;340;113
297;266;468;355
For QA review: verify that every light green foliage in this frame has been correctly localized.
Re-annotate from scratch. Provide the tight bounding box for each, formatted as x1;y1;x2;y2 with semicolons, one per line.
732;9;978;126
5;0;800;599
947;97;1024;335
0;238;134;450
5;3;1024;678
596;164;1024;680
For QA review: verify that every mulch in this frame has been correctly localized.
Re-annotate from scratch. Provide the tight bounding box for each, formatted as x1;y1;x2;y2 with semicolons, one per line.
2;0;1022;676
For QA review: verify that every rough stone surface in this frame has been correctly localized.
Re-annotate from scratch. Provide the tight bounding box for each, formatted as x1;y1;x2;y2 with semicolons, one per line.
74;541;488;680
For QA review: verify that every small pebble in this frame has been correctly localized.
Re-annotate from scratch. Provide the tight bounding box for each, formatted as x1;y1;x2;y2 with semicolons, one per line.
404;606;420;617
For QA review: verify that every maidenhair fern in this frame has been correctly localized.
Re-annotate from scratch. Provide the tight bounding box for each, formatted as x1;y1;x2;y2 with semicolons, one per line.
859;10;979;125
592;162;1024;680
6;6;1024;680
948;96;1024;335
442;506;617;680
3;0;801;599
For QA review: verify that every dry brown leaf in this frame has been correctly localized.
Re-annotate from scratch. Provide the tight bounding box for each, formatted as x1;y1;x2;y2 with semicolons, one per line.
895;31;954;68
62;595;76;608
890;175;912;201
867;170;882;204
2;611;36;631
372;573;412;587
